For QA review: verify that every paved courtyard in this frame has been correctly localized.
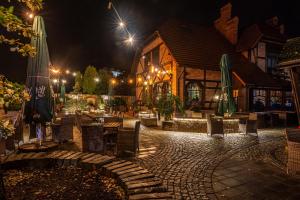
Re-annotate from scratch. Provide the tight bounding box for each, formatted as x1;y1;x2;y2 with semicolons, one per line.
130;122;300;200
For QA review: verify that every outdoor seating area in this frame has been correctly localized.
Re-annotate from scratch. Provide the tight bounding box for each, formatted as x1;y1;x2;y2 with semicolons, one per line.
2;1;300;199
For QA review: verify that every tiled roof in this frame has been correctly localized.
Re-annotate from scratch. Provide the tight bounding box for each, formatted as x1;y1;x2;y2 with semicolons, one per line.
133;20;285;88
157;20;236;70
231;56;282;88
237;24;286;52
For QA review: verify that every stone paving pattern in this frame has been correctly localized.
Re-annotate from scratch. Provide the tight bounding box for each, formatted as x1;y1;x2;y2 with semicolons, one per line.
131;123;300;200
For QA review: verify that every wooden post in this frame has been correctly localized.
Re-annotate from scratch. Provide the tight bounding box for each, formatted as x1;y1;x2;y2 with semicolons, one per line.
289;67;300;125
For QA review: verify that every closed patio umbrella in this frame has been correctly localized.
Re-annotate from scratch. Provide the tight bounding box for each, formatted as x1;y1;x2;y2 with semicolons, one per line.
218;54;236;116
24;16;53;139
60;84;66;103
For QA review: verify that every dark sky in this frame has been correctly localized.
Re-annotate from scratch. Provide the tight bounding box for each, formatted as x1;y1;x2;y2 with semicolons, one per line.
1;0;300;83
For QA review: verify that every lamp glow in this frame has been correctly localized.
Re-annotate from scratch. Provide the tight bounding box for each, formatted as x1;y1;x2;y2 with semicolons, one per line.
119;21;125;28
62;79;67;84
72;72;77;77
94;78;100;82
66;70;70;74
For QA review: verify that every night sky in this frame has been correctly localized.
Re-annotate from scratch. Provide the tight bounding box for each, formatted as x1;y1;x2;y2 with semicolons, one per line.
1;0;300;83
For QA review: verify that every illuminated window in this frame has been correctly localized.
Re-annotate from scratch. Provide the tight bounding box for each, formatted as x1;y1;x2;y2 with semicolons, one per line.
252;89;266;111
270;90;282;108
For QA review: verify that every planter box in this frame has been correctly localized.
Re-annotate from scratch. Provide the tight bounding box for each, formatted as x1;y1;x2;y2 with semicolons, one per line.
162;121;175;131
141;117;157;127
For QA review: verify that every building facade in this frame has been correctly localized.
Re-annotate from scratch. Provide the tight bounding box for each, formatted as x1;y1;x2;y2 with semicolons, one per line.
133;3;292;112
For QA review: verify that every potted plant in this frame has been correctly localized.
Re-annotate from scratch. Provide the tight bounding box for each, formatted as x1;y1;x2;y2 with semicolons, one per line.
0;120;15;154
157;94;184;129
0;75;30;114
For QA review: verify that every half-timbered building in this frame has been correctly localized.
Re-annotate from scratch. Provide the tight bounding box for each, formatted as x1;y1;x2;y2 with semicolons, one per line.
132;3;292;112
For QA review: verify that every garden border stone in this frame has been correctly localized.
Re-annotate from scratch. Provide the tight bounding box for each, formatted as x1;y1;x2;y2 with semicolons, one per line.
0;151;173;200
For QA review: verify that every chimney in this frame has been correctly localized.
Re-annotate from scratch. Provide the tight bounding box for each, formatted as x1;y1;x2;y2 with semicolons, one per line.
214;3;239;45
265;16;279;27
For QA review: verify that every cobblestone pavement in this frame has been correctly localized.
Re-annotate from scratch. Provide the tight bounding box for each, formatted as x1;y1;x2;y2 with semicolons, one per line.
129;122;300;200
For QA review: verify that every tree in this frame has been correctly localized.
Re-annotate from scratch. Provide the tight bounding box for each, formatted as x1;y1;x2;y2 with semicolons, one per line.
0;0;43;57
82;66;98;94
73;71;82;93
95;68;111;95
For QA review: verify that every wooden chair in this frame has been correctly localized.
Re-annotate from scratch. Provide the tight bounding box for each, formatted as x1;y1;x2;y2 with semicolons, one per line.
207;115;224;137
51;116;74;143
239;113;258;136
81;123;106;153
116;121;141;156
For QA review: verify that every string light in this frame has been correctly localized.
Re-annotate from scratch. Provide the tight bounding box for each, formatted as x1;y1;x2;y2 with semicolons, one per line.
119;21;125;28
94;78;100;82
62;79;67;84
72;72;77;77
66;70;70;74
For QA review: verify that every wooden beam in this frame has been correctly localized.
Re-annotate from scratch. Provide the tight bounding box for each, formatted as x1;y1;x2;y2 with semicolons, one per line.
232;71;246;87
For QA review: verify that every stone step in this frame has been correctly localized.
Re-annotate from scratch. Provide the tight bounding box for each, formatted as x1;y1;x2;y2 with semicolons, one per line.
103;160;128;168
128;192;173;200
21;152;36;160
122;173;155;183
4;153;18;163
119;169;149;179
126;177;161;185
83;156;114;166
111;164;139;174
127;186;167;195
116;167;146;176
105;161;133;171
80;153;97;160
127;180;162;190
47;150;69;159
30;152;47;159
64;152;84;160
58;151;77;159
81;154;105;163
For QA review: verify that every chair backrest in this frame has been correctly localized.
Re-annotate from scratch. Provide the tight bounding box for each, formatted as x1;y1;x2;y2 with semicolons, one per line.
134;121;141;150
